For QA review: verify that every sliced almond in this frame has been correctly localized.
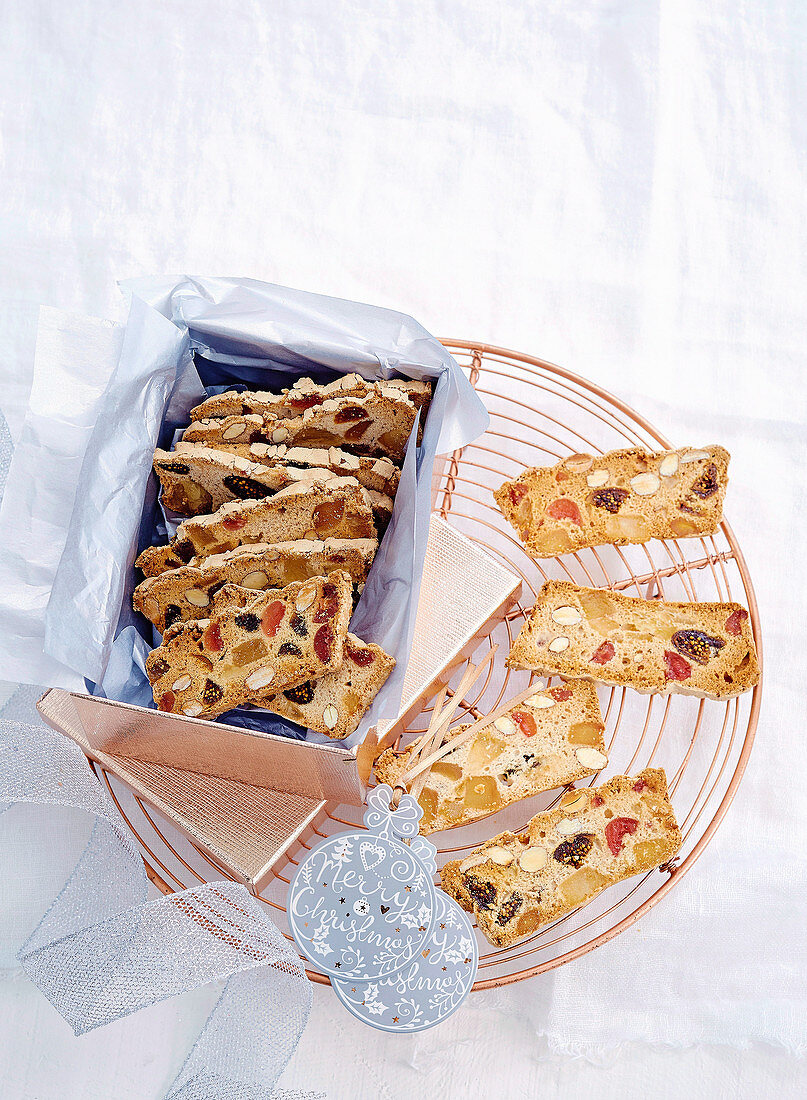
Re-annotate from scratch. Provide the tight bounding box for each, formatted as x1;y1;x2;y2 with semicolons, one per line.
564;453;593;472
559;788;588;813
460;854;487;874
295;583;318;612
172;674;192;691
586;470;609;488
682;449;709;462
530;695;555;709
245;666;275;690
556;817;582;835
322;704;339;729
185;588;210;608
575;746;608;769
143;596;160;621
659;453;679;477
486;845;514;866
222;420;247;440
241;570;270;590
548;636;570;653
551;605;582;626
630;473;660;496
182;704;204;717
272;427;289;443
518;846;548;872
494;715;516;734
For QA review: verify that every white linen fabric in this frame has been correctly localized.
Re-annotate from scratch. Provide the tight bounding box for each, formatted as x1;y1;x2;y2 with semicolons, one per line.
1;0;805;1097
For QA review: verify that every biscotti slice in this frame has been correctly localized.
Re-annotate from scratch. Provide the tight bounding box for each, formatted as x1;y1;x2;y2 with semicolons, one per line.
152;445;340;516
133;537;378;632
440;768;681;946
176;440;401;497
494;445;730;557
507;581;759;699
265;632;396;739
136;540;196;578
184;391;419;462
374;682;607;834
189;373;432;422
145;572;353;719
176;479;376;559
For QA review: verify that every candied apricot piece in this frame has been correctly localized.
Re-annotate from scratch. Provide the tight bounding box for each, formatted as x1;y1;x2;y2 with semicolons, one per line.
535;528;574;555
568;721;604;746
558;866;609;907
232;638;268;666
462;775;503;812
346;641;375;666
603;514;651;541
313;500;345;535
158;690;176;712
430;760;463;781
579;590;616;620
466;731;507;771
378;429;406;452
508;483;529;505
314;583;340;623
417;787;439;828
549;686;572;701
632;838;670;865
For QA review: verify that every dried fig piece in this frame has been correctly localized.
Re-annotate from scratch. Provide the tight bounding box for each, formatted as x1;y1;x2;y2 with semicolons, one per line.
690;463;718;499
222;475;273;500
284;681;315;705
672;629;725;665
553;834;593;868
496;892;524;926
589;487;629;513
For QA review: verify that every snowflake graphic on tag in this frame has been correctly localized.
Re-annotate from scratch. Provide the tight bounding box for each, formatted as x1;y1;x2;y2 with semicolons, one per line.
331;890;479;1033
288;785;437;981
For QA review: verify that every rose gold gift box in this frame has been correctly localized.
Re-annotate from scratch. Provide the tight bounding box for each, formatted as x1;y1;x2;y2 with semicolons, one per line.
37;514;520;890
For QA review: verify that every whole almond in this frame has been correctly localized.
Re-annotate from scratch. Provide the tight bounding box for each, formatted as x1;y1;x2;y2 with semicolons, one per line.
460;854;487;874
323;704;339;729
245;667;275;690
486;846;514;866
241;570;269;590
185;588;210;607
295;583;318;612
222;420;247;440
172;674;192;691
182;704;204;717
530;695;555;709
551;605;582;626
494;716;516;734
518;846;548;872
575;746;608;769
559;788;588;813
630;473;660;496
682;449;709;462
272;427;289;443
659;453;679;477
564;454;593;472
548;636;570;653
586;470;609;488
556;817;582;835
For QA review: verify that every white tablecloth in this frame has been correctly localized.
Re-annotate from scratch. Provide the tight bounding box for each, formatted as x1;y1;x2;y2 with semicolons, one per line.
1;1;805;1096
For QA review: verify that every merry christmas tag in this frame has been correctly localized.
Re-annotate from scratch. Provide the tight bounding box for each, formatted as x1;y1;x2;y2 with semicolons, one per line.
288;785;437;981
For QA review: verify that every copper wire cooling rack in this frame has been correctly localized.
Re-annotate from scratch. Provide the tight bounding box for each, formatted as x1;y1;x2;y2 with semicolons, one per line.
91;342;763;990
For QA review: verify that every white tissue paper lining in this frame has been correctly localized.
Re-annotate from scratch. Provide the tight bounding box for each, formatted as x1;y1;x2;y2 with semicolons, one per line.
0;277;488;748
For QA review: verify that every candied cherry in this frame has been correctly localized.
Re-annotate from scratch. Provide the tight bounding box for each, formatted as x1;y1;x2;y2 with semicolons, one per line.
509;483;529;505
591;640;615;665
511;709;537;737
158;690;176;712
724;608;748;636
261;600;285;638
203;621;223;653
664;649;692;681
549;686;572;702
346;641;375;666
221;515;247;531
314;583;340;623
605;816;638;855
632;779;646;792
547;498;582;526
314;623;334;663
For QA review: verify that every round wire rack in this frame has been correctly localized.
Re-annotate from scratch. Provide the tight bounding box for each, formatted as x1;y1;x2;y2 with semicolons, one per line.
92;341;763;990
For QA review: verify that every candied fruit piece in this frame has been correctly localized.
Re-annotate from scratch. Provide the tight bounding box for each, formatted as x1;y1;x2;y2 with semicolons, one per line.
535;528;574;554
591;640;615;665
511;710;537;737
547;498;582;526
221;515;247;531
314;623;334;663
670;516;700;538
314;583;340;623
464;874;497;909
664;650;692;681
672;629;725;665
633;838;669;866
158;690;176;712
632;778;646;792
603;514;651;541
290;613;308;636
283;681;314;705
232;638;268;666
579;590;616;620
148;657;169;683
553;833;593;868
466;732;507;771
568;721;604;746
378;428;406;451
463;775;503;812
508;483;529;505
590;487;629;513
172;540;195;563
344;420;372;440
496;892;524;926
202;679;224;707
431;760;463;781
605;816;638;855
344;690;364;718
278;641;302;656
313;500;345;535
549;686;572;701
417;787;439;828
590;794;604;807
261;600;285;638
164;605;182;629
558;866;609;907
288;394;322;412
724;608;748;636
691;463;718;499
346;641;375;666
203;621;223;652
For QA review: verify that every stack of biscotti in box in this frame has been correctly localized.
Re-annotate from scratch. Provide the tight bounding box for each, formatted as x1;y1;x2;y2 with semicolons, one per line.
134;373;433;738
